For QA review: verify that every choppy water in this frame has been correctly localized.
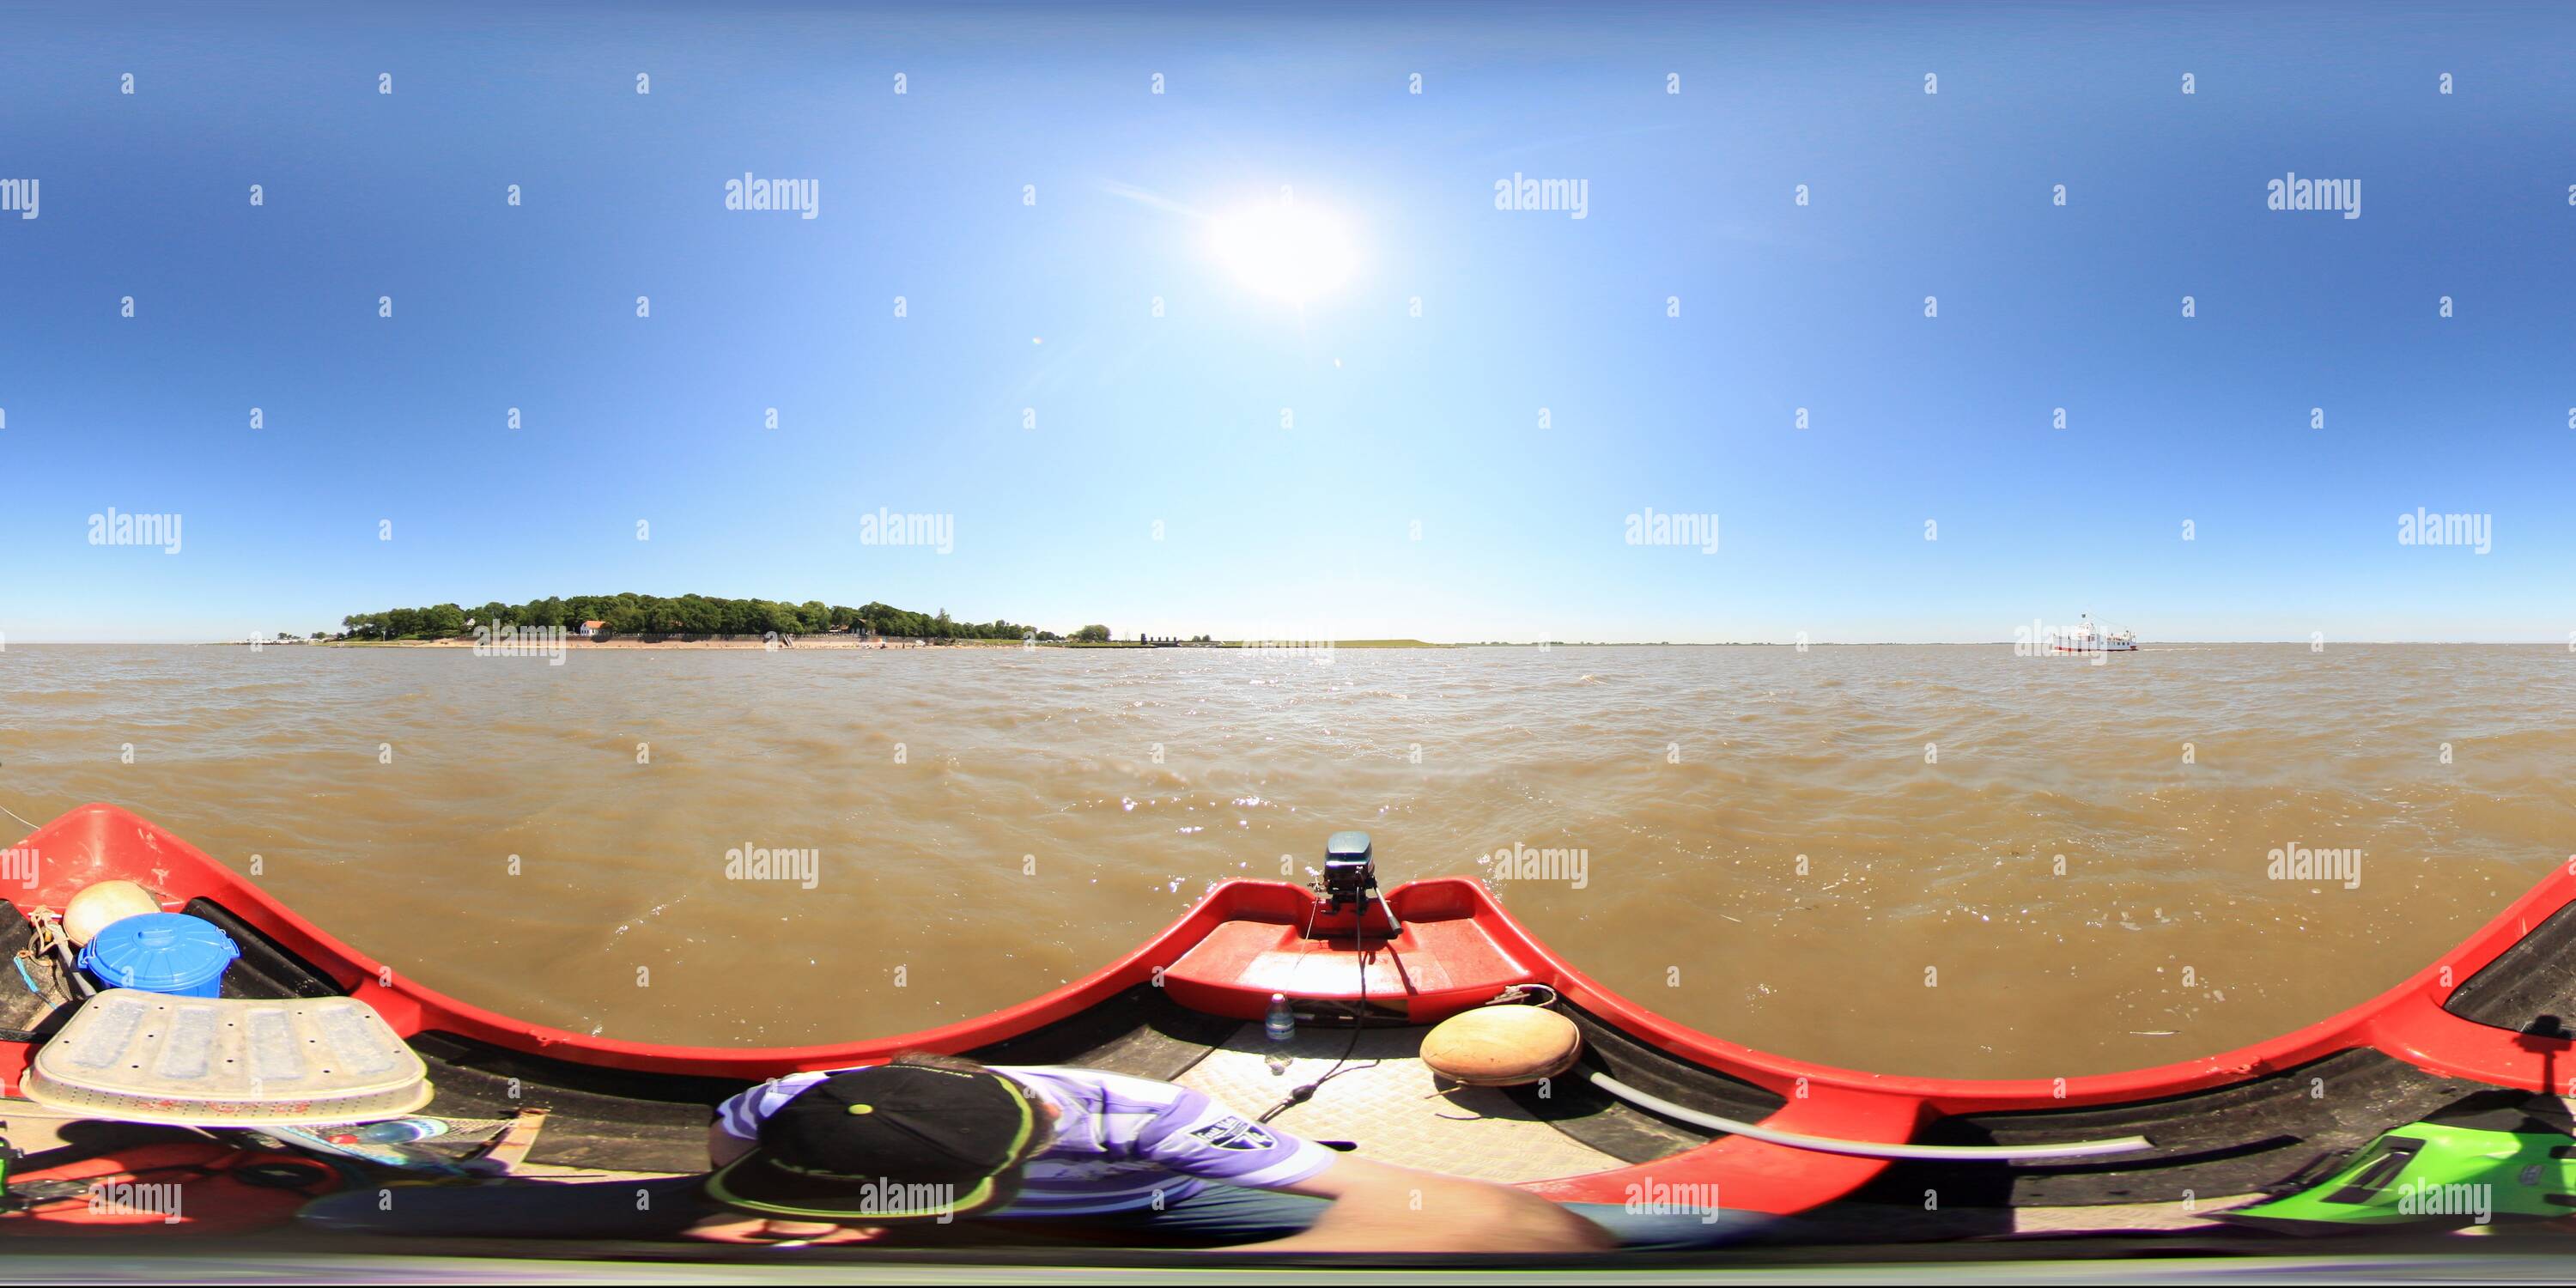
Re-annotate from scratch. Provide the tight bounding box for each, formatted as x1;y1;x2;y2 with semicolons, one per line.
3;643;2570;1078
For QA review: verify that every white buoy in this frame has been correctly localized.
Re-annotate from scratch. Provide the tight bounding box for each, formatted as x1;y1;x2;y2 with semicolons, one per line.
63;879;161;945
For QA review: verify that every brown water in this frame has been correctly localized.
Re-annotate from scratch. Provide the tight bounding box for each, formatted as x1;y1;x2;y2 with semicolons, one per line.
3;643;2570;1078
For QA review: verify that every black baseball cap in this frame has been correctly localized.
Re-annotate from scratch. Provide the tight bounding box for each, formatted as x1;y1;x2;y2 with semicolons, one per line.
703;1064;1042;1223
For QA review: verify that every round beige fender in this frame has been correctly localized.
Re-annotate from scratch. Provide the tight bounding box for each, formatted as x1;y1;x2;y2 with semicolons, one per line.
1421;1004;1583;1085
63;879;161;946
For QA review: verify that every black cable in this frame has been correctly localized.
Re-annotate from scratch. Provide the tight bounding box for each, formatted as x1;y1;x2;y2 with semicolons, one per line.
1258;943;1376;1124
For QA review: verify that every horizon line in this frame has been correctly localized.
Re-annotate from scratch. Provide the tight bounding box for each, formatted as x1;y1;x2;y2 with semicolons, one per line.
6;638;2568;648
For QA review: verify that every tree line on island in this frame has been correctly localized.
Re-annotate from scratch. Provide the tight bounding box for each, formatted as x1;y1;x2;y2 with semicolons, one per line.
338;595;1116;643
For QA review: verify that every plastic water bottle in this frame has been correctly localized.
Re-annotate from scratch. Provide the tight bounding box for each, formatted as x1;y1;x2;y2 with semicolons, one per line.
1264;993;1297;1042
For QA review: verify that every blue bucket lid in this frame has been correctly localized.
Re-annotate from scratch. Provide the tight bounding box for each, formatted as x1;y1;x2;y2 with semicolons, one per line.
77;912;241;991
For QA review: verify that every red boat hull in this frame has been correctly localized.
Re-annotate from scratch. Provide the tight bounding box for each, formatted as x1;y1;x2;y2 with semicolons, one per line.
8;803;2574;1215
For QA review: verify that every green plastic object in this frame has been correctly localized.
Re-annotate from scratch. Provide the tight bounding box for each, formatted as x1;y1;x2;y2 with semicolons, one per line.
2225;1121;2576;1232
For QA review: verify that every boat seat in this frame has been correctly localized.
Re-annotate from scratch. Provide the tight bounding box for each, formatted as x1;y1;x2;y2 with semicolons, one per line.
21;988;432;1126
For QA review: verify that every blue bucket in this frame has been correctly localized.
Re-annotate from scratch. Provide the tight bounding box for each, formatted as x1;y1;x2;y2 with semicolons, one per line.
78;912;241;998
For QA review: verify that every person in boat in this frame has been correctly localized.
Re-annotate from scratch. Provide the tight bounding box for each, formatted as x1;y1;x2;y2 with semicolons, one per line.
302;1051;1761;1249
681;1051;1613;1251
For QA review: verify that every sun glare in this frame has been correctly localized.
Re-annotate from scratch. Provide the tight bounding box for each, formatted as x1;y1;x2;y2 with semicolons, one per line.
1210;202;1357;304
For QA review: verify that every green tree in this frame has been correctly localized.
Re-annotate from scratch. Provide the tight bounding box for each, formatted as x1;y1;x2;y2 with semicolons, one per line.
342;593;1064;644
1072;623;1111;643
422;604;468;636
676;595;722;635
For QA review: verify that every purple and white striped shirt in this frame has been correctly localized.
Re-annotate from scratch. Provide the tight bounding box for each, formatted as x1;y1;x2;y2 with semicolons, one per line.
713;1065;1335;1216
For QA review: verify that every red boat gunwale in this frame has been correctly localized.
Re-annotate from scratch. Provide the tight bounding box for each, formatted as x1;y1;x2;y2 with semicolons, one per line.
7;803;2572;1212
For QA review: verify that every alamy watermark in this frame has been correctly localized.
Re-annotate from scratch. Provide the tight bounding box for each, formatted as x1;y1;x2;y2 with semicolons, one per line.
724;172;819;219
726;842;819;890
835;1178;955;1224
1623;1179;1719;1224
2266;172;2360;219
88;508;182;554
2010;617;2122;659
1;846;37;890
472;624;568;665
0;177;36;220
860;509;953;555
1481;841;1589;889
1493;173;1588;220
2397;508;2490;554
1625;508;1718;554
2267;841;2360;890
88;1180;183;1224
1238;638;1335;665
2396;1179;2490;1225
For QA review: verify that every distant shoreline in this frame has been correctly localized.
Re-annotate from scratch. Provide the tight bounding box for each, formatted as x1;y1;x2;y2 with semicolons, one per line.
154;639;2566;649
300;637;1449;651
19;638;2554;647
322;636;1007;650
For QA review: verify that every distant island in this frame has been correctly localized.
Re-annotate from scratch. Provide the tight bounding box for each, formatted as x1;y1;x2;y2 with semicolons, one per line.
315;598;1461;650
335;595;1067;642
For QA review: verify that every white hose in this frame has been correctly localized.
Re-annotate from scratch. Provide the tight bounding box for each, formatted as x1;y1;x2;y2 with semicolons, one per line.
1586;1071;2151;1162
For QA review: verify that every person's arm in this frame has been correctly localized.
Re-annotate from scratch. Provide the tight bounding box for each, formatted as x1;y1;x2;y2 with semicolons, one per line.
702;1073;826;1169
1245;1153;1613;1254
677;1212;882;1244
1121;1078;1607;1253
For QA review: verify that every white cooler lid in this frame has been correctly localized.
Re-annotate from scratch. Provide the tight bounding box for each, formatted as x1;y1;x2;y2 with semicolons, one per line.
24;988;432;1126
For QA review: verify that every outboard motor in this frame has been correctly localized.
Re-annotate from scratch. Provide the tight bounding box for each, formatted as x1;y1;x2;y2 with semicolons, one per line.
1312;830;1401;939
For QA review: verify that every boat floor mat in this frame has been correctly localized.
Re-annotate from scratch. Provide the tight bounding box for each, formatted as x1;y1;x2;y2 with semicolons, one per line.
409;1035;732;1176
1175;1023;1625;1183
405;984;1240;1175
2445;898;2576;1039
0;901;58;1041
1840;1048;2500;1227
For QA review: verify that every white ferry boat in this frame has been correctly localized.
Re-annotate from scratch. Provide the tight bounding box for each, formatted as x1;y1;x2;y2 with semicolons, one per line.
2050;614;2139;653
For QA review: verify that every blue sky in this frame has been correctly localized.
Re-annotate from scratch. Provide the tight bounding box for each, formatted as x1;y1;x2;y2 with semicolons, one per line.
2;1;2569;642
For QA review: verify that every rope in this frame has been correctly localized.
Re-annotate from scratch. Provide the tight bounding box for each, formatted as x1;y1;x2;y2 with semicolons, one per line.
27;908;94;998
27;912;68;959
0;757;52;833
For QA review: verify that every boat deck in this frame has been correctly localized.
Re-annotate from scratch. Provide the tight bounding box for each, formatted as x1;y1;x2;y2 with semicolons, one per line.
18;803;2576;1247
1175;1023;1627;1184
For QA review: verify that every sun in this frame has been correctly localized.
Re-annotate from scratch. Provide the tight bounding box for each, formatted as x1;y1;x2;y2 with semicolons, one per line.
1210;201;1357;304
